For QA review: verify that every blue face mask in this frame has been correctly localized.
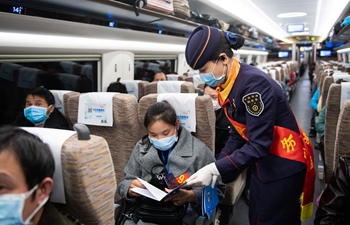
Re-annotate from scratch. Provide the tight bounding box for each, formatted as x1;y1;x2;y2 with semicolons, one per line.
149;131;178;151
199;61;226;87
0;185;48;225
24;106;51;126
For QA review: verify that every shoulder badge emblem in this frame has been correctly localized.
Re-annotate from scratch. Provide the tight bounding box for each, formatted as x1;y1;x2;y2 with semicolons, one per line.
242;92;264;116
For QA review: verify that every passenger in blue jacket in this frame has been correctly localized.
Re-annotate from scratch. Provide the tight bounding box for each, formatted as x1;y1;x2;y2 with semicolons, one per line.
184;25;315;225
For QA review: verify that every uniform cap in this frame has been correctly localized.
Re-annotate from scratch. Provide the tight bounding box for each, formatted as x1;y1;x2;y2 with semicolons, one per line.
185;25;220;70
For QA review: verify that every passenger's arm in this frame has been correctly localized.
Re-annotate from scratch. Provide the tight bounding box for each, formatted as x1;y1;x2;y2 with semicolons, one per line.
310;88;319;111
315;106;326;136
314;157;350;225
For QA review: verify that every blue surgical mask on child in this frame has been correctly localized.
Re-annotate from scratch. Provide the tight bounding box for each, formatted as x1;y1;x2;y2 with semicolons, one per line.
149;131;178;151
24;105;51;126
0;185;49;225
199;61;226;87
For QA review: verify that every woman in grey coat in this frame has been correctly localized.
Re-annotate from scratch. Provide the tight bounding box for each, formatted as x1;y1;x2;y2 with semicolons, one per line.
117;101;225;225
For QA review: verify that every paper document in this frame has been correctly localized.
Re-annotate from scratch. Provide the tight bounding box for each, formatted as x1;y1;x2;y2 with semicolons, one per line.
131;178;187;201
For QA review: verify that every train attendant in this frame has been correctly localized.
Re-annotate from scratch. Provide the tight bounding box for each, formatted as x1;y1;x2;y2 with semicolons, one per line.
184;25;315;225
117;101;225;225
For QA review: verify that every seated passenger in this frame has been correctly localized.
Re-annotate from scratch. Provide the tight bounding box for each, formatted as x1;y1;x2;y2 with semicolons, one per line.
153;72;167;82
117;101;225;224
0;126;75;225
12;87;69;129
203;85;230;158
314;153;350;225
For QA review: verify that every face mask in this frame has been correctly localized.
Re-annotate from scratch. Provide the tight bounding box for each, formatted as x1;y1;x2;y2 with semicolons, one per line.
212;100;221;111
199;61;226;87
0;185;49;225
149;131;178;151
24;106;51;126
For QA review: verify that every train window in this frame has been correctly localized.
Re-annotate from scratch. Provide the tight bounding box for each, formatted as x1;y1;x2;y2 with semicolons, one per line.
240;57;247;63
0;59;98;125
252;56;257;64
134;59;176;80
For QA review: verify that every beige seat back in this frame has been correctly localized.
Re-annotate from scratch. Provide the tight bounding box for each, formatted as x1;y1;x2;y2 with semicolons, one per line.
144;81;195;95
324;83;341;182
334;99;350;171
119;80;149;100
67;93;140;200
320;76;333;109
25;127;116;225
138;93;215;152
185;75;205;89
50;90;80;130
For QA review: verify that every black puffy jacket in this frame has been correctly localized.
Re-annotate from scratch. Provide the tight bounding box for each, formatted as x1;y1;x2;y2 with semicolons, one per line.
314;154;350;225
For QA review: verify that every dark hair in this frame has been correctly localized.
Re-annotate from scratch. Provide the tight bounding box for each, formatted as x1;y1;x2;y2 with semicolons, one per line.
209;32;234;62
145;70;156;81
154;72;168;81
26;86;55;106
141;102;178;149
336;78;348;84
0;126;55;199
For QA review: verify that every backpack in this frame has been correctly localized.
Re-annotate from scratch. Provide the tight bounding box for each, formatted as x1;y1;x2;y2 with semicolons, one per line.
107;78;128;93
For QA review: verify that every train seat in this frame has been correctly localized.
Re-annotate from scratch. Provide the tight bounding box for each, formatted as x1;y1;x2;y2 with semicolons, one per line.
324;83;350;182
57;73;92;93
60;61;82;75
166;75;187;81
67;93;141;200
50;90;80;129
17;67;46;90
321;75;350;109
144;81;195;95
0;63;23;124
23;125;116;225
185;75;205;89
120;80;149;100
334;99;350;171
80;64;93;81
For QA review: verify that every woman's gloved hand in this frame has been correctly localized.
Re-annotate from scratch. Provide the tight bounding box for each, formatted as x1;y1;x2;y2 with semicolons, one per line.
186;163;220;188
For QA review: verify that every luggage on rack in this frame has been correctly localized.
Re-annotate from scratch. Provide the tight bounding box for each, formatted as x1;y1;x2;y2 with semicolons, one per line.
219;20;230;31
173;0;190;19
113;0;147;16
249;27;259;40
144;0;173;15
236;24;249;37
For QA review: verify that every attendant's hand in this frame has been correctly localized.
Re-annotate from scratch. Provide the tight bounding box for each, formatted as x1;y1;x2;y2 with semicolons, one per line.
185;163;220;188
128;179;146;197
164;188;195;206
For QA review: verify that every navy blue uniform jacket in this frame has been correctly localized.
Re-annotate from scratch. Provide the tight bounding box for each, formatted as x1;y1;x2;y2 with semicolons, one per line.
216;62;305;183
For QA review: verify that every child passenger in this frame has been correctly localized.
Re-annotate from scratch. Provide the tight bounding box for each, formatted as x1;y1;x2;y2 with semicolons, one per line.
117;101;225;225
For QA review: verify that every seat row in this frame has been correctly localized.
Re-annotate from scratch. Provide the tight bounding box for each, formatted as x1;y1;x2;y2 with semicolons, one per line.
313;61;350;190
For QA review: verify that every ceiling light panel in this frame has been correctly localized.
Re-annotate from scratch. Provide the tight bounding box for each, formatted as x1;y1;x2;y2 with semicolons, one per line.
277;12;307;18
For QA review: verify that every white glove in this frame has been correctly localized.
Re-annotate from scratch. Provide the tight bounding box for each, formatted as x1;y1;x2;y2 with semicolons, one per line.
186;163;220;188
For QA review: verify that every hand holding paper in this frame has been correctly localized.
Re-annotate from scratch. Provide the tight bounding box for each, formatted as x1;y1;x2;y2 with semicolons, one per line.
131;178;187;201
186;163;220;188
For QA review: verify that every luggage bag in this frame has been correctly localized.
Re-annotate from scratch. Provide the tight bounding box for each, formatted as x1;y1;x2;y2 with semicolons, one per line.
144;0;173;15
173;0;190;19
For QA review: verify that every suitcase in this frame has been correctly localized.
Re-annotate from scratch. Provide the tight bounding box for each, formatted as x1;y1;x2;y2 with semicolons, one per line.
173;0;190;19
144;0;173;15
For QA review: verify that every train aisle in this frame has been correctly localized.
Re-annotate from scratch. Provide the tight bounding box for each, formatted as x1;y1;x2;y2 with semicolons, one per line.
229;68;321;225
